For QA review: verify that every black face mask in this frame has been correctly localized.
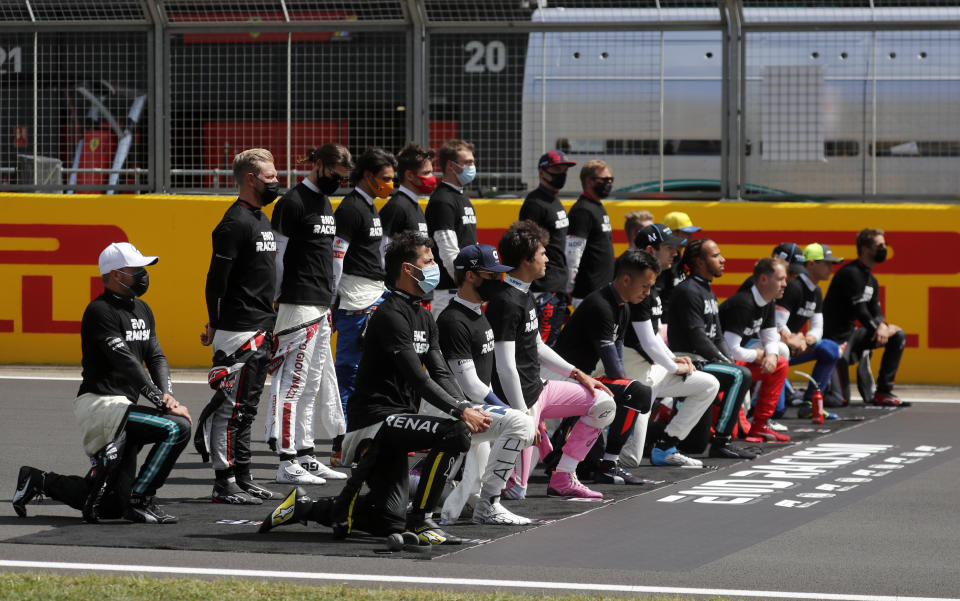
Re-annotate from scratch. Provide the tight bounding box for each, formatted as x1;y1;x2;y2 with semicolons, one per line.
593;180;613;199
477;278;501;302
543;170;567;190
316;171;341;196
873;245;887;263
120;269;149;297
259;179;280;205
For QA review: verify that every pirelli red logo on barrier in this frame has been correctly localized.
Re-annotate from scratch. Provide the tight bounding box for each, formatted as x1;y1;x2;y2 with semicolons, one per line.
0;224;126;334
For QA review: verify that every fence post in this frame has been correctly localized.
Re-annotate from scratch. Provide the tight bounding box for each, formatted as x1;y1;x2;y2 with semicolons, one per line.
406;0;429;146
146;0;165;193
720;0;744;201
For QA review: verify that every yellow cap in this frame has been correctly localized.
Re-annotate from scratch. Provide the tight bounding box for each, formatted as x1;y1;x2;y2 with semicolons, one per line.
663;211;701;233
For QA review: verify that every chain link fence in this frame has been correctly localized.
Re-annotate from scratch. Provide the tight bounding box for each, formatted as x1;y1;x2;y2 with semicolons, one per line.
2;0;960;200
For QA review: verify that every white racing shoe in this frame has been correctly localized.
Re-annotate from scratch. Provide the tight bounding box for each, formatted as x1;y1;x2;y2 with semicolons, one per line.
650;446;704;467
767;419;788;432
276;459;325;485
472;497;532;525
298;455;347;480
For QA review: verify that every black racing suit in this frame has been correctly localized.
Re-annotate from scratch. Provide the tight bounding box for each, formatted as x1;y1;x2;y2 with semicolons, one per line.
329;289;472;536
555;284;653;458
667;275;752;449
42;291;190;514
200;199;277;480
822;260;905;402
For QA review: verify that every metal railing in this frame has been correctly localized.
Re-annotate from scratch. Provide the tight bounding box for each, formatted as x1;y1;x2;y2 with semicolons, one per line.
2;1;960;201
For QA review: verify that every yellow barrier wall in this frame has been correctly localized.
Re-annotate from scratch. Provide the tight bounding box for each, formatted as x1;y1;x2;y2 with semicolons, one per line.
2;193;959;385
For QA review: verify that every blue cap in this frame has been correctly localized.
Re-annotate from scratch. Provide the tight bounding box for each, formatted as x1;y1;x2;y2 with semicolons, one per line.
454;244;513;273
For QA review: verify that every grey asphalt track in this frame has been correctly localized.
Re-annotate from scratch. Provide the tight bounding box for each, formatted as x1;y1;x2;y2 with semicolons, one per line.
2;368;959;600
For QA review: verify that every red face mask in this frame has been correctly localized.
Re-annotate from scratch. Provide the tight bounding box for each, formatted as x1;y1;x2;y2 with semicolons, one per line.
411;173;437;195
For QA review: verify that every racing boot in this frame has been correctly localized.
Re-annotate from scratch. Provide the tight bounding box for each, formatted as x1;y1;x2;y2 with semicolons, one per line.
212;479;262;505
82;432;127;523
708;435;758;460
407;514;462;545
235;466;277;500
124;494;178;524
297;454;347;481
258;486;317;533
12;466;44;518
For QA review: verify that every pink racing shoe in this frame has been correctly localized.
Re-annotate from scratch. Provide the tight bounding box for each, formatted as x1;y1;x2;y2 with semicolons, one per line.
547;471;603;499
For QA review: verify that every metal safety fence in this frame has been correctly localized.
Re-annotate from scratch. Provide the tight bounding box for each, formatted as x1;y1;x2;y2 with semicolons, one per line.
2;0;960;200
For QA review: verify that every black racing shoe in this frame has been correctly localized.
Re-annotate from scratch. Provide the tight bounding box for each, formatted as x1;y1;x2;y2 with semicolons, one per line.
237;477;277;500
594;460;647;486
709;441;758;460
408;517;462;545
797;402;814;419
258;487;315;533
12;466;43;518
124;495;177;524
212;479;263;505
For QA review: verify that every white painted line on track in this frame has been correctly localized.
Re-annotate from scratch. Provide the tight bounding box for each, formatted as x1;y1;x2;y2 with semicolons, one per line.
0;375;207;385
1;560;958;601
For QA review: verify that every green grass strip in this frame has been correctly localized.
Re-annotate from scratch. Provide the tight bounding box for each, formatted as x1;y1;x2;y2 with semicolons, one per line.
0;571;720;601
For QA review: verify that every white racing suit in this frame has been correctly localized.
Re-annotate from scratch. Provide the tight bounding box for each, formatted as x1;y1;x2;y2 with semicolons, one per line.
618;347;719;468
438;404;535;523
264;304;345;457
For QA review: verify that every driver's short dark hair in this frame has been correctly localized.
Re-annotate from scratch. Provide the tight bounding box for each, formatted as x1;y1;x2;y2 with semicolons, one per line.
384;230;432;287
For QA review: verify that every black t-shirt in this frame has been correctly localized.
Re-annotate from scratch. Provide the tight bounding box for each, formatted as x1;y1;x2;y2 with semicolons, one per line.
656;260;686;323
823;260;883;342
667;275;725;360
272;182;337;306
485;277;543;408
379;189;432;300
78;292;171;403
519;187;569;293
625;287;663;363
437;299;495;386
719;287;775;343
208;200;277;331
568;195;615;299
426;183;479;290
380;189;429;239
779;276;822;333
335;190;384;282
347;289;444;430
555;284;627;373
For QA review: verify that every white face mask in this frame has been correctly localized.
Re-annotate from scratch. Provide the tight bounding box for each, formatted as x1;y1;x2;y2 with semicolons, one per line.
407;262;441;294
455;164;477;186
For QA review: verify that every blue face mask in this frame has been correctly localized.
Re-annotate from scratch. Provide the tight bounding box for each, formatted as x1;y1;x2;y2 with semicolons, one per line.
455;164;477;186
408;262;441;294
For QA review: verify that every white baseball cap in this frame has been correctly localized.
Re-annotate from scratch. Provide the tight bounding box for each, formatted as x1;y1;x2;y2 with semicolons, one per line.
98;242;158;275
